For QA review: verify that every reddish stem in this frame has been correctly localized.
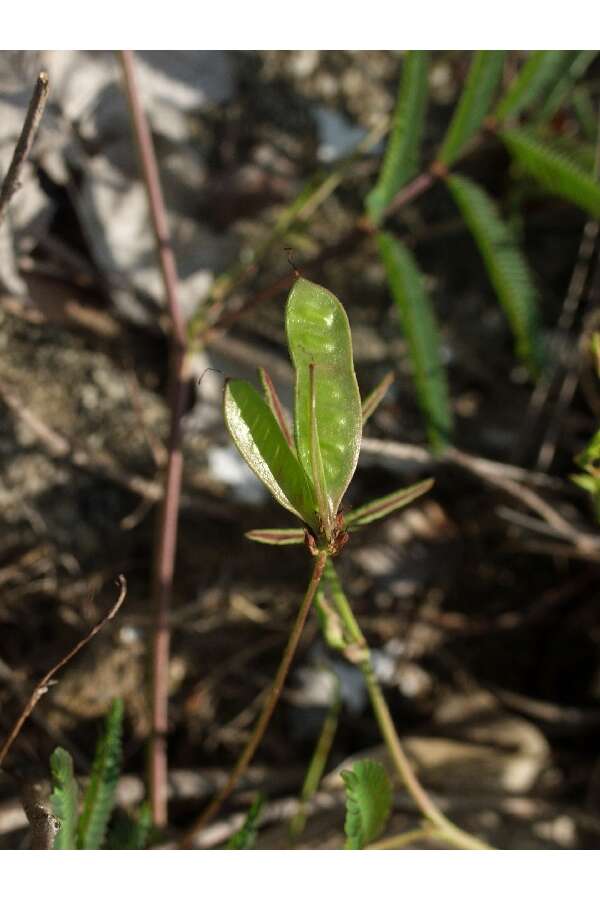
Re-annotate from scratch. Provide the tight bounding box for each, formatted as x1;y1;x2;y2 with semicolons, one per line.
120;49;188;828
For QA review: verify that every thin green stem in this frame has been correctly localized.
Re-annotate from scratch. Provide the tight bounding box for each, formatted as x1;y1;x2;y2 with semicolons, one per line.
180;550;328;848
323;560;491;851
289;681;341;842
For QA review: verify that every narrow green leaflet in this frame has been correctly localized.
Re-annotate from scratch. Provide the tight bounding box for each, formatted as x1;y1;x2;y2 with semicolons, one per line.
447;173;544;374
377;232;453;450
342;760;392;849
224;379;318;531
502;129;600;218
345;478;434;529
286;278;362;524
76;699;123;850
245;528;305;546
50;747;79;850
362;371;395;425
366;51;429;224
495;51;575;122
258;366;294;450
226;795;264;849
437;51;506;167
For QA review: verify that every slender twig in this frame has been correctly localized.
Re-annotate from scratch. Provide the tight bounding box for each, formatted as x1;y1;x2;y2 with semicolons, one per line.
0;71;49;228
368;826;444;850
180;550;328;848
323;561;490;850
0;576;127;770
119;49;190;828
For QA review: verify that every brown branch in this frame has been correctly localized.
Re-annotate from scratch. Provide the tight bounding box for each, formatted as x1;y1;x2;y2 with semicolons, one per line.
0;72;49;228
0;576;127;770
119;49;189;829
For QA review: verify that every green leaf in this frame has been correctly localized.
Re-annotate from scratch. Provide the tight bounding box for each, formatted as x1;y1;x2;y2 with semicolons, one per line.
366;51;429;224
345;478;434;529
362;372;395;425
447;173;544;374
50;747;79;850
224;378;318;531
245;528;305;546
377;232;453;450
576;429;600;469
286;277;362;526
258;367;294;450
502;128;600;219
77;699;123;849
495;51;576;122
225;795;264;849
342;760;392;849
106;803;152;850
437;51;506;166
534;51;598;125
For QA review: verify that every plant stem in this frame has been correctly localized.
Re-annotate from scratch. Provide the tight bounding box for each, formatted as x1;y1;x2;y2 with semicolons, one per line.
0;71;49;229
368;826;444;850
323;561;491;851
180;550;328;848
120;49;189;829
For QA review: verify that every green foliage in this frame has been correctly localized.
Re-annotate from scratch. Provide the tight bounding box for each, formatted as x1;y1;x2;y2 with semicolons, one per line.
573;429;600;522
366;51;429;224
534;51;598;125
361;371;395;424
437;51;506;166
50;747;79;849
377;232;453;450
224;378;318;530
342;760;392;849
502;129;600;218
286;278;363;538
106;804;152;850
77;698;124;849
495;51;576;123
447;173;544;374
225;795;264;849
345;478;434;529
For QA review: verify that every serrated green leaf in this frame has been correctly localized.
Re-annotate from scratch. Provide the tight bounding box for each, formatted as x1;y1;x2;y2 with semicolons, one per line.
245;528;305;545
77;699;123;849
50;747;79;850
502;128;600;218
345;478;434;529
258;367;294;450
342;760;392;849
366;51;429;224
226;795;264;849
286;278;362;527
437;51;506;166
377;232;453;450
224;378;318;531
447;173;544;374
495;51;576;123
362;372;395;425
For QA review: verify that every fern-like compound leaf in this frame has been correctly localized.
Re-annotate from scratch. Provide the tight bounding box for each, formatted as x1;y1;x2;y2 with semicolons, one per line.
534;51;598;125
77;698;123;849
437;51;506;167
342;759;392;849
366;51;429;224
447;173;544;374
495;51;576;122
502;128;600;219
50;747;79;850
377;232;453;450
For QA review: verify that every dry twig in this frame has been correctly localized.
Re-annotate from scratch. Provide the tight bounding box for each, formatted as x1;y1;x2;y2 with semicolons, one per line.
0;71;49;228
0;575;127;770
